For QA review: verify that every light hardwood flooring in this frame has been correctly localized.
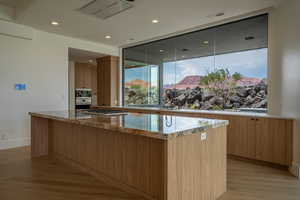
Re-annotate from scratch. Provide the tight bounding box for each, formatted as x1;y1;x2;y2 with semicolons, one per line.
0;147;299;200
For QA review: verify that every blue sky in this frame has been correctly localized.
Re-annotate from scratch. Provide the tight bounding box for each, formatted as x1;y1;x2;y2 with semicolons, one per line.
125;48;268;85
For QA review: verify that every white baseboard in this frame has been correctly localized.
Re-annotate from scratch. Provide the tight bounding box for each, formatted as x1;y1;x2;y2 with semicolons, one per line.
0;137;30;150
289;163;300;179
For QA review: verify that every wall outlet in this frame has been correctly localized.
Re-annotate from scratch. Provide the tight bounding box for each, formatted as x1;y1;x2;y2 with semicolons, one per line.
200;132;207;141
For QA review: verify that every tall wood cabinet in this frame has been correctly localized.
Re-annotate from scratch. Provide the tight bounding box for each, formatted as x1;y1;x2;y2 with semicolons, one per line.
74;63;98;105
97;56;119;106
75;63;97;90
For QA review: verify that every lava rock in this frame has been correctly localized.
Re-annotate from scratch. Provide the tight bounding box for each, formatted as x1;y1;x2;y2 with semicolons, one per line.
202;90;215;101
236;87;248;97
229;95;241;103
128;90;136;97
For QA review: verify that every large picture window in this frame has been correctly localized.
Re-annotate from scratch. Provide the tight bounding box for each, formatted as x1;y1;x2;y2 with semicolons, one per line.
123;14;268;112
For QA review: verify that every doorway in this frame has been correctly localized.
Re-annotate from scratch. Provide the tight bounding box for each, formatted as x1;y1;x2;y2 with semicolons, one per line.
68;48;107;110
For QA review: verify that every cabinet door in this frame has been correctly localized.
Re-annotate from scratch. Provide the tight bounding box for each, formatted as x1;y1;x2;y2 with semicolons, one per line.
255;118;293;166
227;116;256;159
97;56;118;106
97;61;106;106
75;63;93;89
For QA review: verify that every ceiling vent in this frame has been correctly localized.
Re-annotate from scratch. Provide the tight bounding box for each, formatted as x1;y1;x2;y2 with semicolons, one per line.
78;0;134;20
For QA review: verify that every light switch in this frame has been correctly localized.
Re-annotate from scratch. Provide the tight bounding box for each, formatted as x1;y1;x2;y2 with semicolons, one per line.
15;83;26;91
201;132;207;141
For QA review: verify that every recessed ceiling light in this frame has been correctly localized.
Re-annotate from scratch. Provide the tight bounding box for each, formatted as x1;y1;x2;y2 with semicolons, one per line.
152;19;159;24
216;12;225;17
159;49;164;52
203;41;209;44
51;21;59;26
105;35;111;39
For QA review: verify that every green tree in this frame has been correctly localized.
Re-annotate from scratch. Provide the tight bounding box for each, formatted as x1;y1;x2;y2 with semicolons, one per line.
200;68;230;89
130;85;141;90
232;72;243;81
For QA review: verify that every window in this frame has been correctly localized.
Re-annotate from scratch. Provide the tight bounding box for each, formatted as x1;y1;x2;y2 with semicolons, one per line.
123;14;268;111
124;62;159;105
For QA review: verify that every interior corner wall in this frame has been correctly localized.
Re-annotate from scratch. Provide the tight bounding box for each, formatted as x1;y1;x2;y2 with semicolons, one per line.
267;9;282;116
0;20;118;150
68;61;75;110
119;48;123;106
269;0;300;166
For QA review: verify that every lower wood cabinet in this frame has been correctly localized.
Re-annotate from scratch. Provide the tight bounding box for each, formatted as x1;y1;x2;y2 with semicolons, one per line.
255;118;293;166
219;115;293;166
226;116;256;160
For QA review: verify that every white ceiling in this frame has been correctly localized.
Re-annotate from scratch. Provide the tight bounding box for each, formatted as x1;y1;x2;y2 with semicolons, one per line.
11;0;282;47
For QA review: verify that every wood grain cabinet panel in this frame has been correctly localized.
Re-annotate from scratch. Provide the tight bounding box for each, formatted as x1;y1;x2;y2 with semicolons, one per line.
255;118;293;166
217;115;292;166
75;63;96;89
49;120;165;200
96;107;294;166
74;63;98;104
97;56;119;106
167;126;227;200
204;115;293;166
31;116;49;157
230;116;256;159
31;116;227;200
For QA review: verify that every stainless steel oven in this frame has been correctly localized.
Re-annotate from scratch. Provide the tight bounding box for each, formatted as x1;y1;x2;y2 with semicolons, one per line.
75;88;92;109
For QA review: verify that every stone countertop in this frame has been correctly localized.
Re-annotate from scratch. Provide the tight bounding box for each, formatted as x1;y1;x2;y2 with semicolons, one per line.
29;110;228;140
93;106;294;120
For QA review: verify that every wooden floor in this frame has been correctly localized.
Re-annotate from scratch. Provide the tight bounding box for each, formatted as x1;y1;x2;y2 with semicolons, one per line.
0;147;299;200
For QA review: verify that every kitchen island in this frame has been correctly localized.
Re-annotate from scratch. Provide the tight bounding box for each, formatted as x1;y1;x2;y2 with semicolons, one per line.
30;110;228;200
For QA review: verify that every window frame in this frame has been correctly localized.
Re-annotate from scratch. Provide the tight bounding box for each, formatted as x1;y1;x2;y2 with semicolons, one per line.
122;13;268;108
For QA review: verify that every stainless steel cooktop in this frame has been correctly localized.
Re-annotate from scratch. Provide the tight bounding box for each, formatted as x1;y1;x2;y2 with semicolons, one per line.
83;109;128;116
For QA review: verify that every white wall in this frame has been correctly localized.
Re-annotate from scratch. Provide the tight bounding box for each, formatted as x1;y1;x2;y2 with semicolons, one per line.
266;0;300;175
272;0;300;169
0;20;118;149
68;61;75;110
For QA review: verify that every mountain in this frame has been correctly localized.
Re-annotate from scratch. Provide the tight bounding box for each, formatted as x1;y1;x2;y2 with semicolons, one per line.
125;79;150;88
164;75;202;89
164;75;202;90
236;77;262;87
164;75;263;89
126;76;263;90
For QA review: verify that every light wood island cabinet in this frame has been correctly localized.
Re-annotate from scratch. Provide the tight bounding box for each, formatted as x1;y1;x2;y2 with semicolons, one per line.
30;111;228;200
94;106;294;167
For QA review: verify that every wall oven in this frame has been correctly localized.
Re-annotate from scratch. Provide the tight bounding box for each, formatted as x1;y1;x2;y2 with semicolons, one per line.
75;88;92;109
